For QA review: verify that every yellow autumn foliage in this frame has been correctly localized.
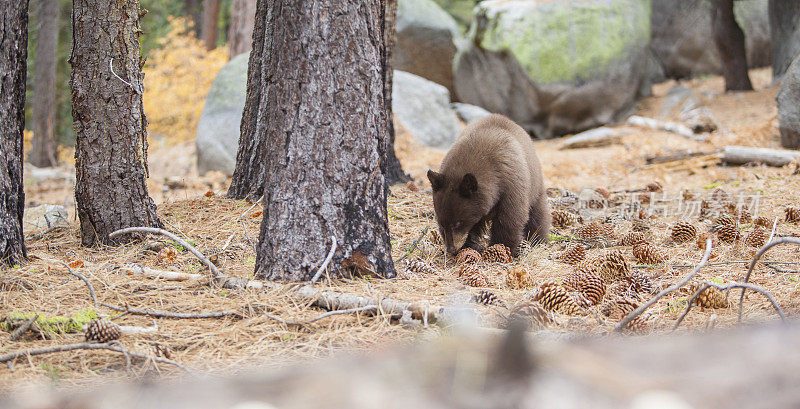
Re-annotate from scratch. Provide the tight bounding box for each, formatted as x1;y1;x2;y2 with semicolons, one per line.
143;17;228;143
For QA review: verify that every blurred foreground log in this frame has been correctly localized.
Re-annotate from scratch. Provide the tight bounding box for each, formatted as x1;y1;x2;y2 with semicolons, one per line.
3;324;800;408
722;146;800;166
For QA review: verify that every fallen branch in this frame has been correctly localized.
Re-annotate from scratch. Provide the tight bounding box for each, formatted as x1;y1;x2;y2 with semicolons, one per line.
673;281;786;331
46;258;98;307
263;305;378;326
615;239;713;332
396;226;429;264
739;238;800;323
722;145;800;167
0;342;191;374
118;322;159;336
109;227;223;279
119;263;204;281
644;150;721;165
8;315;38;341
101;303;241;319
310;235;338;284
626;115;704;141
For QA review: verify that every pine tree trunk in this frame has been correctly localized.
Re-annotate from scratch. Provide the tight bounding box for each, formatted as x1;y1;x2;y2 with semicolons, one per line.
201;0;221;51
70;0;163;247
253;0;396;281
227;0;256;59
185;0;203;35
30;0;59;168
711;0;754;91
769;0;800;80
228;0;407;201
0;0;29;266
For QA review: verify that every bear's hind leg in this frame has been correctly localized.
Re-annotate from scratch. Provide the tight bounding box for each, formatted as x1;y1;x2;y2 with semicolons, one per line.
524;196;551;245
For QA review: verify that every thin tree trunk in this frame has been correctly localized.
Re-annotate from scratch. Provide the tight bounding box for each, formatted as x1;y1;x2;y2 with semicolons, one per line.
201;0;221;51
185;0;202;34
70;0;163;247
30;0;59;168
382;0;410;185
254;0;396;281
769;0;800;81
0;0;29;266
227;0;256;59
711;0;754;91
226;0;267;201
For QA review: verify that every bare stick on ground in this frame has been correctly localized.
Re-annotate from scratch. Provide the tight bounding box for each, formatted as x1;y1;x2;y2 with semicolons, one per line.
47;258;98;307
673;282;786;331
109;227;223;279
615;239;713;332
739;238;800;323
310;235;338;284
396;227;429;264
263;305;378;326
102;303;241;319
0;342;191;374
8;315;38;342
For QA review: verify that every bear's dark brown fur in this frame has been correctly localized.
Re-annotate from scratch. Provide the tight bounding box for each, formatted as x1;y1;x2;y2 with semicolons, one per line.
427;114;550;256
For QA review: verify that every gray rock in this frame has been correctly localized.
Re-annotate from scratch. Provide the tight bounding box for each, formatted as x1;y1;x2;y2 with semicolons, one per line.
777;56;800;148
453;0;651;138
396;0;462;94
195;52;249;176
450;102;492;124
23;204;69;234
392;70;461;149
769;0;800;80
650;0;770;79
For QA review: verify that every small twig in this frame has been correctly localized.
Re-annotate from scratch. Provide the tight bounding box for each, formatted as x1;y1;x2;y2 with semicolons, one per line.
108;340;132;373
615;239;713;332
0;342;191;374
654;260;799;269
739;238;800;323
262;305;378;326
109;227;223;279
768;216;780;244
101;303;241;319
46;259;98;307
764;263;799;274
396;227;429;264
109;58;140;94
310;235;337;284
9;315;38;342
673;281;786;331
157;215;191;241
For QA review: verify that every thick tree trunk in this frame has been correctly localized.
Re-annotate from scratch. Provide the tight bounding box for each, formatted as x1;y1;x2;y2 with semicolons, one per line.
226;0;267;201
769;0;800;80
30;0;59;168
0;0;29;266
253;0;396;281
227;0;256;59
711;0;754;91
227;0;407;200
70;0;163;247
201;0;221;51
185;0;203;35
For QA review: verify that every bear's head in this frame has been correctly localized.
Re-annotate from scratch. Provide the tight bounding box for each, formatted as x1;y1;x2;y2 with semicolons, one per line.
427;170;490;256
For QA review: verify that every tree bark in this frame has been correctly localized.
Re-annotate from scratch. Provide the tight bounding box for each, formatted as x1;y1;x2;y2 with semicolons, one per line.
227;0;407;200
227;0;256;59
253;0;396;281
201;0;221;51
30;0;59;168
769;0;800;80
711;0;754;91
70;0;163;247
0;0;29;266
185;0;203;35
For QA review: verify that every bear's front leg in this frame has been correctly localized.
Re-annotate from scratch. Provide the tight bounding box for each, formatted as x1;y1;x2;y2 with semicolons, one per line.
490;206;525;257
462;217;490;253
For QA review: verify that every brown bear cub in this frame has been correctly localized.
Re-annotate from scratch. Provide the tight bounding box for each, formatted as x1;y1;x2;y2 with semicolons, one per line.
427;114;550;257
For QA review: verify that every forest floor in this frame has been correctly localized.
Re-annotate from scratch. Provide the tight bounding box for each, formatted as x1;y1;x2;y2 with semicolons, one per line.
3;67;800;390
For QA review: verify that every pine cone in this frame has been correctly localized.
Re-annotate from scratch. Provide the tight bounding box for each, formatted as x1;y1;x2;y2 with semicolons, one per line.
600;299;638;320
551;210;577;229
753;216;771;228
85;319;122;343
577;274;606;306
619;231;648;247
710;188;731;204
626;269;656;295
631;218;650;232
697;233;714;250
461;270;489;287
505;264;533;289
632;242;667;264
714;213;736;227
624;314;652;334
594;187;611;199
785;206;800;223
482;244;513;263
557;243;585;264
455;248;482;265
670;222;697;243
735;207;752;223
606;282;639;301
575;223;613;240
507;301;552;330
404;258;436;275
638;192;652;204
745;227;768;248
458;263;481;277
692;285;729;309
595;250;630;282
531;281;583;315
715;224;740;244
646;181;663;192
474;290;505;307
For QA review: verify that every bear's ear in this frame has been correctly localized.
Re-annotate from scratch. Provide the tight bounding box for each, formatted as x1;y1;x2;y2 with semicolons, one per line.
458;173;478;198
427;170;445;192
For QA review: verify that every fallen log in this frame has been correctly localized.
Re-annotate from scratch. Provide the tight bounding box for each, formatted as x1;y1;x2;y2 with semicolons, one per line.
721;145;800;167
